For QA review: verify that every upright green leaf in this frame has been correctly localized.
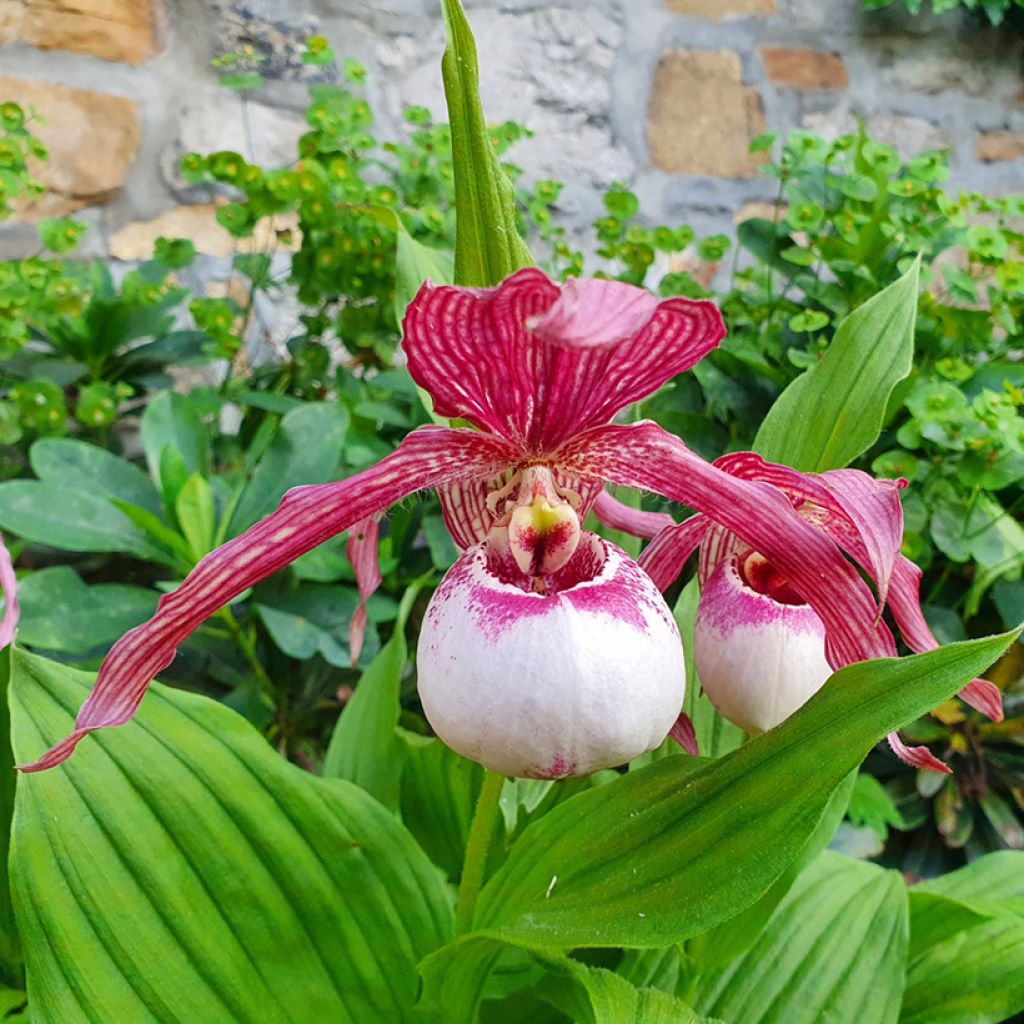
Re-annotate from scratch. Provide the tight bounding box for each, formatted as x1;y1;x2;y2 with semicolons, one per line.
141;392;210;483
9;648;453;1023
755;257;919;471
0;650;19;988
322;583;423;810
399;734;484;883
472;631;1016;948
673;579;743;759
693;853;907;1024
440;0;533;285
174;473;216;561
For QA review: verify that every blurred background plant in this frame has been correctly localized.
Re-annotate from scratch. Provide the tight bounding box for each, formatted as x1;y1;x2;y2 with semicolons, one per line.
863;0;1024;27
0;38;1020;868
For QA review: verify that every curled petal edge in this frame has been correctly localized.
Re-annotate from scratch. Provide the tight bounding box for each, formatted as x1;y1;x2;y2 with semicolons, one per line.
890;555;1003;722
888;731;951;775
20;428;520;772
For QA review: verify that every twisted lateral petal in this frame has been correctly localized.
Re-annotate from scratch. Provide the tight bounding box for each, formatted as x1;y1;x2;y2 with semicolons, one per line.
591;490;676;539
637;515;708;592
20;428;520;772
0;530;18;649
346;515;382;666
402;268;725;452
716;453;905;611
557;422;897;668
889;555;1003;722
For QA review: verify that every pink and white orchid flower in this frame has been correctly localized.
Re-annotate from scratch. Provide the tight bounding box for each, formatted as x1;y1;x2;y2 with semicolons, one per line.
24;269;903;777
595;452;1004;773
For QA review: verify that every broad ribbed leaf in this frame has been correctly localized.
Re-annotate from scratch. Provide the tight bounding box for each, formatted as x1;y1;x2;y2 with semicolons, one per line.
440;0;533;286
473;631;1016;948
30;438;163;518
693;853;907;1024
755;258;919;471
9;648;453;1023
901;904;1024;1024
900;853;1024;1024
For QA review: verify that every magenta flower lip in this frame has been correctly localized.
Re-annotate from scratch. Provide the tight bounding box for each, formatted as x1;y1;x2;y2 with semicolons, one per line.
19;267;973;775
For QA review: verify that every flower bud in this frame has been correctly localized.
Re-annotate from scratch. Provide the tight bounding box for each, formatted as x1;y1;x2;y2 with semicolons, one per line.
694;557;831;735
417;534;685;778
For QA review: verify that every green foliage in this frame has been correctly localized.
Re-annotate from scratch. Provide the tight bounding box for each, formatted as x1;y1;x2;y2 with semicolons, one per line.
9;646;453;1022
863;0;1024;26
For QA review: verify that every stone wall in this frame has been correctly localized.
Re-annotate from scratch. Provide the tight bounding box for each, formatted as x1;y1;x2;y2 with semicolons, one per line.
0;0;1022;262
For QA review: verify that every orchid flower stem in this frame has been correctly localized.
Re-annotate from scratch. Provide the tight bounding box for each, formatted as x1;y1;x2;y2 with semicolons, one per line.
216;606;274;695
455;768;505;934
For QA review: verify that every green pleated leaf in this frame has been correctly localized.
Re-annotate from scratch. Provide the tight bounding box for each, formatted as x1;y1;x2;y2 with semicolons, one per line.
901;903;1024;1024
9;647;453;1023
472;630;1016;948
0;650;19;988
440;0;533;286
755;257;919;471
693;852;907;1024
901;852;1024;1024
687;769;857;973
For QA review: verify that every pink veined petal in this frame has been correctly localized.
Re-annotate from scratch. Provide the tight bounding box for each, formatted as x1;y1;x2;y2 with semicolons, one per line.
888;731;951;775
637;515;709;593
438;477;502;550
591;490;676;540
0;530;18;649
346;515;382;667
402;269;726;453
889;555;1003;722
715;453;905;612
816;469;905;612
20;427;521;772
526;277;659;349
556;422;897;668
669;712;699;756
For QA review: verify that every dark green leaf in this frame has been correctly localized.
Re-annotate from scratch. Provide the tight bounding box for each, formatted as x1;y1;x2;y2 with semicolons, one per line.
29;439;162;518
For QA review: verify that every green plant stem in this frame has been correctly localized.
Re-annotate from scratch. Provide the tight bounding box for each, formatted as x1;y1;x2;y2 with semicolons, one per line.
217;605;274;697
455;769;505;934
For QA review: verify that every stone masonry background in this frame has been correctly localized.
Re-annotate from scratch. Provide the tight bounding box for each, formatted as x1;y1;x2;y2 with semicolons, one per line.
0;0;1021;308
